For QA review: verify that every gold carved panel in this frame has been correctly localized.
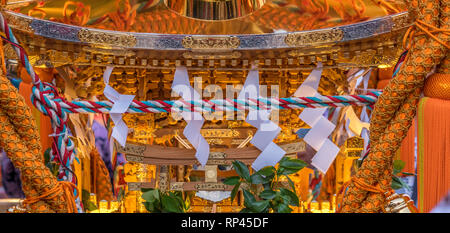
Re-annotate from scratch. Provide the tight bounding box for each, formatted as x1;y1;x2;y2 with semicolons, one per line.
78;29;137;47
182;36;240;50
285;28;344;46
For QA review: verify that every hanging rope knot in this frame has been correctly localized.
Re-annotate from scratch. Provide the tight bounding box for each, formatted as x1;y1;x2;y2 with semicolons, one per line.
31;81;76;180
336;176;394;213
0;9;81;211
403;19;450;51
31;82;67;124
21;181;79;213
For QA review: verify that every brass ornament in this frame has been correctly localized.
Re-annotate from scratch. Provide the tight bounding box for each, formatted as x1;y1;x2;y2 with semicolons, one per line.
204;165;218;183
384;193;418;213
350;48;401;67
158;169;169;192
116;142;146;157
182;36;240;50
209;152;227;159
391;13;413;31
125;155;144;163
343;136;364;158
4;12;33;33
170;182;184;191
127;182;143;191
285;28;344;47
280;141;306;155
194;183;228;191
200;129;240;138
78;29;137;47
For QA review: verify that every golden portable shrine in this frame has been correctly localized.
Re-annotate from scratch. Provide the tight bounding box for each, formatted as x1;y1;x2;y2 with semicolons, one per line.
0;0;448;214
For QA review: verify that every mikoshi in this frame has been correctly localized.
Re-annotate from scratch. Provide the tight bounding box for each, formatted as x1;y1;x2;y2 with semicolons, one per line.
0;0;448;214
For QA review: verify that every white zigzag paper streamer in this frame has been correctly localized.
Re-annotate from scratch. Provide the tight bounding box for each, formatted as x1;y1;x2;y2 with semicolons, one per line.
171;66;210;167
238;67;286;171
293;62;340;173
103;66;135;158
345;69;371;155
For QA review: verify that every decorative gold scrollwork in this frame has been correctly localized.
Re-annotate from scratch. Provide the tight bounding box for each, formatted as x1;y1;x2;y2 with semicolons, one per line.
182;36;240;50
4;13;33;33
127;182;142;191
391;13;413;31
78;29;137;47
194;183;227;191
125;155;144;163
285;28;344;47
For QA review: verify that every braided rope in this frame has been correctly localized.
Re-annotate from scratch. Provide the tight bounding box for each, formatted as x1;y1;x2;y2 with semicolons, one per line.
339;0;449;213
0;71;78;213
57;92;380;114
0;12;76;184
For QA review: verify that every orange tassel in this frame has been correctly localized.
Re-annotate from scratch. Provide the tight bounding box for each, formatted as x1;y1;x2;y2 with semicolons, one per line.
418;97;450;212
399;117;416;174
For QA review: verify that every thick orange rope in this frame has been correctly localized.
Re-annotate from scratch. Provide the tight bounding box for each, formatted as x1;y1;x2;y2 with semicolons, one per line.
0;40;78;213
339;0;449;212
22;181;79;213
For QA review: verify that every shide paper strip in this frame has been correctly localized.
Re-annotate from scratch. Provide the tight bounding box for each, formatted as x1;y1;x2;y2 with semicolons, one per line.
293;62;340;173
171;66;210;167
102;66;135;159
345;70;372;155
236;67;286;171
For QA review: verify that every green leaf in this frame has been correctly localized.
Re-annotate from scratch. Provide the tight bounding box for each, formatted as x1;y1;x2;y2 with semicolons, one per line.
279;188;299;206
393;160;406;175
223;176;241;185
278;167;301;176
81;189;98;212
148;201;163;213
82;189;90;202
161;194;183;213
250;173;272;184
241;189;270;213
402;172;416;176
141;188;154;193
256;167;276;177
251;200;270;213
285;175;297;194
169;192;186;210
232;161;251;182
391;176;403;190
239;208;253;213
391;176;411;191
44;148;51;166
117;189;125;202
242;189;257;209
230;182;241;203
263;183;272;191
143;202;155;212
85;201;98;211
141;189;160;202
276;203;293;213
279;157;307;171
259;190;277;200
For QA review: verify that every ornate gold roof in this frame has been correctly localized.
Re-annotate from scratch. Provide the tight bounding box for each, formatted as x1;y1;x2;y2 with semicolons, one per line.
7;0;406;34
2;1;412;74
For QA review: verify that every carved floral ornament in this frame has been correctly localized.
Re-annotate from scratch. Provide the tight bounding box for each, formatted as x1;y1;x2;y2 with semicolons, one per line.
77;29;137;47
182;36;240;50
285;28;344;47
4;13;33;33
